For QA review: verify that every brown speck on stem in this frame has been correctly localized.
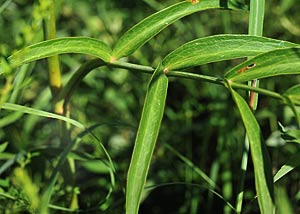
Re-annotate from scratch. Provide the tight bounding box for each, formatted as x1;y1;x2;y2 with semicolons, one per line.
227;79;233;85
110;56;117;63
187;0;199;4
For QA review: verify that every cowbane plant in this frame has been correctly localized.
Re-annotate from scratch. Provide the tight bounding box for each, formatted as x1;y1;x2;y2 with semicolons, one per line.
1;0;300;213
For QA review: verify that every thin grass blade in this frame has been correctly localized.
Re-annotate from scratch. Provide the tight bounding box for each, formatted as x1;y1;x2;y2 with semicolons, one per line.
1;103;85;129
164;143;217;189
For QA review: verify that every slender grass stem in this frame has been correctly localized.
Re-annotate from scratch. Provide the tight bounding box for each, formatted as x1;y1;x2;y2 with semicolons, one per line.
248;0;265;36
247;0;265;110
235;136;249;213
41;1;76;212
45;0;63;114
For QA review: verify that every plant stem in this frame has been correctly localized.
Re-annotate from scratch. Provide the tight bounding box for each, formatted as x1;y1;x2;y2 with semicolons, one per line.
248;0;265;36
110;60;155;73
248;0;265;110
62;59;285;110
235;136;249;213
230;81;282;101
45;0;63;114
168;71;224;85
43;1;76;212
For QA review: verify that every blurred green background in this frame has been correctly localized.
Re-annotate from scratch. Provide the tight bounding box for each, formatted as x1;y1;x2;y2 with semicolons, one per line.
1;0;300;213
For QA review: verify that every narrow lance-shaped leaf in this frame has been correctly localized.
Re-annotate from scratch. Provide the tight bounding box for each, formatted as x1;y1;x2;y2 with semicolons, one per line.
162;34;297;71
284;84;300;104
8;37;112;68
126;65;168;214
225;47;300;82
283;85;300;126
274;151;300;183
228;84;275;213
112;0;247;59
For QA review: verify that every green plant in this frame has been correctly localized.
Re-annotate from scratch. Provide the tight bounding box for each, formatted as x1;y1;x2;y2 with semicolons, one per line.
1;0;300;213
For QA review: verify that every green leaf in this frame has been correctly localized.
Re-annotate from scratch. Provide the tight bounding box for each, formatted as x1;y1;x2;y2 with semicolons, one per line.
275;186;294;214
0;111;23;128
1;103;85;129
81;160;111;174
0;142;8;153
112;0;247;59
228;85;275;213
162;34;297;71
8;37;112;68
274;151;300;183
282;129;300;143
283;86;300;126
225;47;300;82
284;84;300;103
126;65;168;214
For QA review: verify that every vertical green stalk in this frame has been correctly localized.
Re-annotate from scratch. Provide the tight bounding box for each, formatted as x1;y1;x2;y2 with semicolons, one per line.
41;1;77;212
236;0;265;212
44;0;63;114
248;0;265;110
235;136;249;213
248;0;265;36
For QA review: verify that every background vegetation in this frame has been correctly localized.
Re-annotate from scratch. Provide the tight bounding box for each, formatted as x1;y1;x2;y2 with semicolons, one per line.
1;0;300;213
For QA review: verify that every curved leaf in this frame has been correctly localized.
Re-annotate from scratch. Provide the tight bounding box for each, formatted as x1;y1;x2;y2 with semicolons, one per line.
162;34;297;71
9;37;112;67
112;0;247;59
225;47;300;82
284;84;300;103
228;85;274;213
126;65;168;214
274;151;300;183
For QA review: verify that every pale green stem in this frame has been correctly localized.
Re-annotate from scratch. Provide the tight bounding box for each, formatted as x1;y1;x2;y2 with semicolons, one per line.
45;0;63;114
61;59;285;110
248;0;265;110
